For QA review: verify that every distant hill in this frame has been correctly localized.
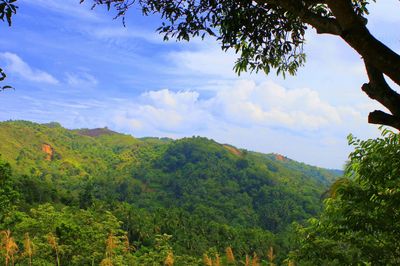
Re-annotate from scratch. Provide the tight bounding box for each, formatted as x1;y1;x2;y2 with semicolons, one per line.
0;120;346;262
75;127;118;137
0;120;341;230
262;153;343;185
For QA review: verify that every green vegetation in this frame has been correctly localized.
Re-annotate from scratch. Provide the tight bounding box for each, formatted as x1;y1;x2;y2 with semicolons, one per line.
1;120;398;265
0;120;341;265
295;129;400;265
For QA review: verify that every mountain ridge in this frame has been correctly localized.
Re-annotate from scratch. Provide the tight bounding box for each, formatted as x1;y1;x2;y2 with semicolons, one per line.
0;119;345;263
0;120;343;172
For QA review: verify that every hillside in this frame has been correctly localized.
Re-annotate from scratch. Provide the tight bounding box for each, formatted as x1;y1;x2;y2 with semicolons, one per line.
0;120;342;264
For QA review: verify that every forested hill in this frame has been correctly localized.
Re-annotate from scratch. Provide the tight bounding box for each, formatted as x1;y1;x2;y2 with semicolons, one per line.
0;120;342;264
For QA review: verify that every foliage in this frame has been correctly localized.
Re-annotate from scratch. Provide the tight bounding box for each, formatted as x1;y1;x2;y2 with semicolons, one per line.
4;121;398;265
0;157;18;226
0;68;13;92
4;204;131;265
0;120;342;264
0;0;17;26
295;129;400;265
0;230;18;266
0;0;17;92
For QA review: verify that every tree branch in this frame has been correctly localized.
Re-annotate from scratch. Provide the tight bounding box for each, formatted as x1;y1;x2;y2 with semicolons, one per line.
256;0;342;35
305;14;341;35
362;62;400;117
368;110;400;131
325;0;364;30
361;61;400;130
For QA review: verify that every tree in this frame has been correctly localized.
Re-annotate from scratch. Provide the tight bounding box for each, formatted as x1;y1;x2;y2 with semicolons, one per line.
0;0;17;92
0;158;18;226
294;129;400;265
83;0;400;130
0;0;17;26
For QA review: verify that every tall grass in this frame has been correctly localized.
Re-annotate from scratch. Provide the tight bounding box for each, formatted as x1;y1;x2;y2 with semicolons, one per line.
267;246;276;266
0;230;295;266
226;247;235;264
47;233;60;266
23;233;34;266
1;230;19;266
164;251;174;266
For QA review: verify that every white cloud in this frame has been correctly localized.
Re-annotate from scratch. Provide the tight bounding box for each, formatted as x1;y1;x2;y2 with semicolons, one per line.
114;89;213;134
166;42;238;79
90;26;165;44
66;72;98;88
207;80;342;130
112;80;357;135
22;0;100;21
143;89;199;109
0;52;59;84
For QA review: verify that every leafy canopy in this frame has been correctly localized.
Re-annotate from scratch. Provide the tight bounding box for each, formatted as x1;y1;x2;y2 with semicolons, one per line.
295;129;400;265
0;0;17;26
0;0;17;92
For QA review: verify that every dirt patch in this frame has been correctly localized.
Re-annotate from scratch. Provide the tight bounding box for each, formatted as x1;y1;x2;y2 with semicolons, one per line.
274;154;287;161
42;143;53;161
223;145;242;156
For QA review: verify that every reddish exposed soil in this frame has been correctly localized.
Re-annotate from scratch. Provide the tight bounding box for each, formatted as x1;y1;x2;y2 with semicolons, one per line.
42;143;53;161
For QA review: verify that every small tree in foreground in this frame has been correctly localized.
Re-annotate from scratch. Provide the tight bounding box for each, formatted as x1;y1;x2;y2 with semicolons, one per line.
295;129;400;265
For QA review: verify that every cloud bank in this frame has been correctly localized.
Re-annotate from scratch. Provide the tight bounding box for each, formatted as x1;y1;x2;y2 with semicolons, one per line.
0;52;59;85
112;80;363;134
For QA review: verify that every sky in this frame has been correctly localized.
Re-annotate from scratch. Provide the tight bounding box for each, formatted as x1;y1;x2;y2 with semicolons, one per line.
0;0;399;169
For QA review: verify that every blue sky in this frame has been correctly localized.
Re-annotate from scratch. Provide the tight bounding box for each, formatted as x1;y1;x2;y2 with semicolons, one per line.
0;0;399;168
